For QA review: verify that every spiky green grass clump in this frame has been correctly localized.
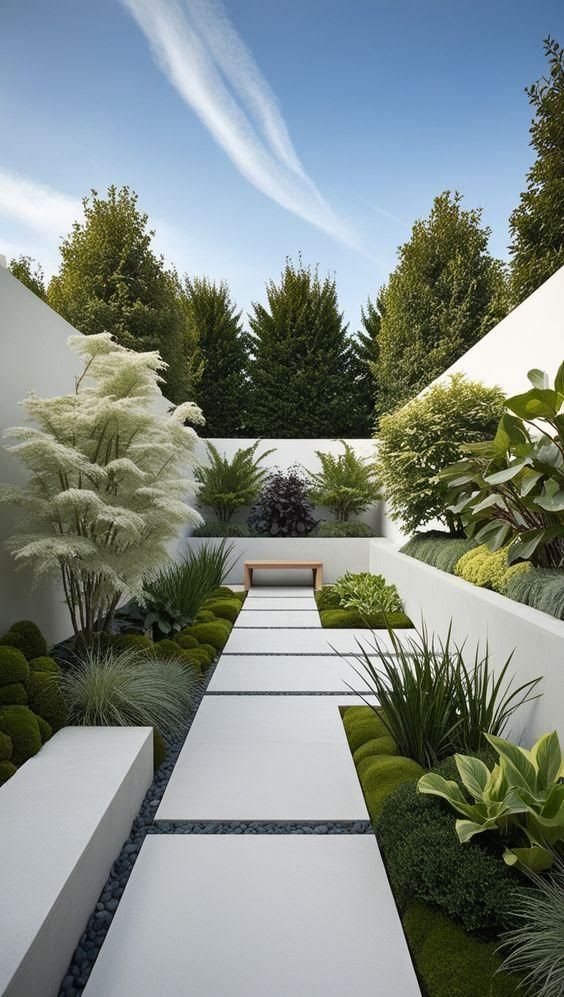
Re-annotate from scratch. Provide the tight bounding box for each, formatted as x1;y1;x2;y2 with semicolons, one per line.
500;857;564;997
505;567;564;621
401;532;478;574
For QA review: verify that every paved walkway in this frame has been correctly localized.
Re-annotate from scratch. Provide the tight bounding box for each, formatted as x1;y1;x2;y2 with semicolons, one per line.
83;586;420;996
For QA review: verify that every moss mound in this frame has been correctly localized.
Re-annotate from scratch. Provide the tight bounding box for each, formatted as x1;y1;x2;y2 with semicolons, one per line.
357;754;424;822
185;648;213;670
0;646;30;687
153;728;166;770
29;656;60;675
194;610;215;623
315;586;341;611
0;620;47;660
198;643;216;661
0;760;18;785
37;715;53;743
311;521;377;538
403;902;521;997
0;682;28;706
148;639;185;661
0;705;42;765
28;672;67;733
342;706;389;752
202;599;241;623
114;634;154;651
353;735;397;764
186;622;231;651
320;608;413;629
174;633;199;649
0;731;12;761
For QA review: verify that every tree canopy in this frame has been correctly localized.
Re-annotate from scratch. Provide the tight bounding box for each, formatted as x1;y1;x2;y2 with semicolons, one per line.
9;256;46;300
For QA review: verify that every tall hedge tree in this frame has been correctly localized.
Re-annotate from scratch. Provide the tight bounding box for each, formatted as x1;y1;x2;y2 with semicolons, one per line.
9;256;46;300
184;276;249;436
248;259;357;437
509;37;564;305
348;292;384;435
48;186;200;404
376;191;508;416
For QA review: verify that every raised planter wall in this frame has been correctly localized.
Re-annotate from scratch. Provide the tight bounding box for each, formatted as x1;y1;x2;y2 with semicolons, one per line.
185;536;371;585
369;539;564;743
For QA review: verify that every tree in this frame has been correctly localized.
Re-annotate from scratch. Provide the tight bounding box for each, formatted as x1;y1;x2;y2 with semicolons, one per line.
247;258;358;437
184;276;249;436
9;256;46;300
1;333;203;642
348;292;384;434
509;37;564;304
47;186;201;404
376;191;508;416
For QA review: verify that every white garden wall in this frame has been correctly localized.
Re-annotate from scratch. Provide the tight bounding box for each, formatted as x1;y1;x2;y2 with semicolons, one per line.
186;537;371;585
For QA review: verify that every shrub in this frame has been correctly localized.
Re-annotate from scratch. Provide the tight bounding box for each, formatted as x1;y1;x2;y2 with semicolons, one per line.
506;567;564;620
310;520;376;538
61;647;196;736
319;608;412;629
194;441;275;522
307;441;380;521
0;646;30;687
201;599;241;623
403;902;521;996
314;586;341;610
376;374;505;534
37;716;52;743
454;544;531;592
175;634;200;650
0;705;42;764
500;855;564;997
114;635;154;652
147;638;188;661
192;522;257;538
356;754;424;821
342;705;389;752
377;777;522;936
153;728;166;770
333;571;403;616
28;672;67;733
0;760;18;785
401;531;478;573
182;621;231;651
211;586;246;602
248;468;317;537
199;643;216;660
0;731;12;761
353;735;397;764
195;610;215;623
29;656;60;674
185;647;214;670
0;621;47;660
0;683;28;706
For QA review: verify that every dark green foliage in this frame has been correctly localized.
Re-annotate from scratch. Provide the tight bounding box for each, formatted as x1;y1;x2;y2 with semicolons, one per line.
201;599;241;623
401;532;478;573
353;735;397;764
175;633;200;649
0;731;12;761
192;522;257;538
0;683;27;706
247;259;359;436
0;760;17;785
185;647;213;670
342;706;390;753
37;716;53;744
307;441;380;521
194;610;215;623
319;608;413;629
9;256;47;300
314;586;341;610
199;643;216;660
310;521;376;538
184;276;249;436
153;728;166;770
509;38;564;304
0;647;30;687
0;705;42;764
29;656;60;675
148;639;186;661
403;902;521;997
1;620;47;661
505;567;564;620
356;754;425;821
347;294;382;435
248;468;317;537
377;778;522;937
195;442;274;522
114;635;154;652
28;672;67;733
375;192;508;415
185;622;231;650
47;185;201;404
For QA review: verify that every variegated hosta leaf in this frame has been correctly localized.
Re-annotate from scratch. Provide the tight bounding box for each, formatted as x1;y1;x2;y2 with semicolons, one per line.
503;845;555;873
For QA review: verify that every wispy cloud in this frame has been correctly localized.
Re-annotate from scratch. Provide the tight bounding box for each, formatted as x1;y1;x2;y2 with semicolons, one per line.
0;168;81;239
121;0;356;247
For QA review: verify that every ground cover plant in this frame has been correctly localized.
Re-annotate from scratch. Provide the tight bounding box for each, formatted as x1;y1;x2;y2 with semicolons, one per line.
506;566;564;619
248;467;317;536
194;441;274;523
315;574;412;628
401;531;478;573
306;441;380;521
310;521;376;537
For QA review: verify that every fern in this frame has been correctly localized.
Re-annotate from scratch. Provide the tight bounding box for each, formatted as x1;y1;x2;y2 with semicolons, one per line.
194;441;275;522
307;441;380;521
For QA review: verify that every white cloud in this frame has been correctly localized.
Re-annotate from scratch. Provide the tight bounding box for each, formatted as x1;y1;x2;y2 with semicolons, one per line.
0;168;81;239
121;0;356;247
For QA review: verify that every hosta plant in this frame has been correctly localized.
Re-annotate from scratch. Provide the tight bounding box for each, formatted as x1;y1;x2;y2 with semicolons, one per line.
307;441;380;521
194;441;274;522
440;363;564;567
333;571;402;616
418;730;564;872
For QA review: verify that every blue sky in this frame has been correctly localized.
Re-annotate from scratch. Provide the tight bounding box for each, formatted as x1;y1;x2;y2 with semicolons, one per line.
0;0;561;330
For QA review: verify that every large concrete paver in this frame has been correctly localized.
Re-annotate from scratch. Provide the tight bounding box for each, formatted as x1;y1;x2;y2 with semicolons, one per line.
223;627;417;655
207;654;376;693
235;610;321;628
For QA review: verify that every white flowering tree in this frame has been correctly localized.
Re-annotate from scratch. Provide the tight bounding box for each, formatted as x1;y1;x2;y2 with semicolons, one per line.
2;333;204;641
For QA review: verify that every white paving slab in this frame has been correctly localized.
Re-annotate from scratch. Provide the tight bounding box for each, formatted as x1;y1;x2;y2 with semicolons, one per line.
248;586;315;597
207;654;377;693
156;695;371;821
243;597;318;610
223;627;417;655
235;610;321;628
83;835;420;997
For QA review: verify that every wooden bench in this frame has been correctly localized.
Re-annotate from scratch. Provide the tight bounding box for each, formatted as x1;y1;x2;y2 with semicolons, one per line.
243;559;323;591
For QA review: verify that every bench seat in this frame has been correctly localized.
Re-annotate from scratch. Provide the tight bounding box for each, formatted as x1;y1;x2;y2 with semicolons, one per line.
244;559;323;590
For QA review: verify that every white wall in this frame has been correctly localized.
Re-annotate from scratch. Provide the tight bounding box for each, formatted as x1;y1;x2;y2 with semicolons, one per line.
0;269;84;643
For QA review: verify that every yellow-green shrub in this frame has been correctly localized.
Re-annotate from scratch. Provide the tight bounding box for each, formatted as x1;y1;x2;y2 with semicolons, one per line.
455;545;531;593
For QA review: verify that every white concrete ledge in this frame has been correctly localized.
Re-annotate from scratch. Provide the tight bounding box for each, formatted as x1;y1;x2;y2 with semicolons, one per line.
0;726;154;997
186;537;372;584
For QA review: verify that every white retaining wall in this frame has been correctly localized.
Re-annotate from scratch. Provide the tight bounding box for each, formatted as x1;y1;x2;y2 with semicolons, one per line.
185;536;371;585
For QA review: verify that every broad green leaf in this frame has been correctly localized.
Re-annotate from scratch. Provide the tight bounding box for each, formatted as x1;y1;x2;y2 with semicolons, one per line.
554;360;564;398
519;469;544;496
506;530;545;563
485;733;537;791
417;774;475;817
455;754;490;798
456;819;493;843
534;489;564;512
527;368;548;389
485;461;529;485
504;845;554;873
506;388;559;421
475;520;511;550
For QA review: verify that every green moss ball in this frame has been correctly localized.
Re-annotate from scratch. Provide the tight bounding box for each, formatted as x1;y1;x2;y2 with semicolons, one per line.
0;730;13;761
320;608;413;629
185;622;231;651
0;705;42;765
342;706;389;752
0;760;18;785
353;735;397;765
0;646;30;687
357;754;424;822
114;634;154;652
202;599;241;623
28;672;67;733
186;648;213;670
0;682;28;707
29;656;60;675
194;610;215;623
198;643;216;661
148;639;184;661
37;716;53;744
174;633;199;649
1;620;47;660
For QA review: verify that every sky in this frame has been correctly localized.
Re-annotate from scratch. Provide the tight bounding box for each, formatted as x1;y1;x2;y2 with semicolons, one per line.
0;0;561;331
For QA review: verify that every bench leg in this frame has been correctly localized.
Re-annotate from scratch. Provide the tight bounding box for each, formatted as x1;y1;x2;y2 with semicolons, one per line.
313;565;323;590
244;565;253;591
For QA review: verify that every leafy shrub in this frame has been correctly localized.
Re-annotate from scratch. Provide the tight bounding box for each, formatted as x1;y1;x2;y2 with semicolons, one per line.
440;363;564;567
310;520;376;537
0;621;47;660
333;571;403;616
194;441;275;522
0;705;42;764
248;467;317;537
506;567;564;620
356;754;424;821
349;625;540;767
403;902;521;996
61;647;196;736
319;608;412;629
401;531;478;573
307;441;380;520
0;646;30;686
418;730;564;872
314;586;341;610
378;777;522;936
500;855;564;997
192;522;257;538
376;374;505;535
454;544;531;592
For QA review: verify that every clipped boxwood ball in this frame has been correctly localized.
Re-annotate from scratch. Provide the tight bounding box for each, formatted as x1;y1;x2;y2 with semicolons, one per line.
0;682;28;707
353;735;397;765
114;634;154;652
0;730;12;761
29;656;60;675
198;643;216;662
148;639;184;661
37;715;53;744
174;633;199;649
0;705;42;765
2;620;47;660
0;760;18;785
0;646;30;687
28;672;67;733
186;648;213;670
211;586;241;600
153;728;166;770
320;608;413;629
342;706;389;752
186;622;231;651
202;599;241;623
194;610;215;623
357;755;424;822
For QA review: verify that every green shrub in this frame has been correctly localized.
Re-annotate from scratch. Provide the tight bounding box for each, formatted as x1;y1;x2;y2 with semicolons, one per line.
186;622;231;650
194;441;274;522
185;648;213;670
357;754;424;821
192;522;257;538
403;902;521;997
0;620;47;660
310;521;376;538
0;705;42;764
148;639;186;661
401;532;478;573
153;728;166;770
36;716;53;743
175;634;201;650
202;599;240;623
0;760;18;785
28;672;67;733
307;441;380;521
377;777;522;936
29;656;60;675
0;683;28;706
342;705;389;752
114;634;154;652
0;646;30;687
198;643;216;661
333;571;403;615
455;544;531;592
319;608;413;629
0;731;12;761
353;735;397;764
194;610;216;623
211;586;246;602
314;586;341;610
506;567;564;620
